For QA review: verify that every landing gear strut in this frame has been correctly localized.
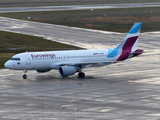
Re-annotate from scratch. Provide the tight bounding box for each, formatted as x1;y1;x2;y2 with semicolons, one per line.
78;72;85;78
23;70;27;79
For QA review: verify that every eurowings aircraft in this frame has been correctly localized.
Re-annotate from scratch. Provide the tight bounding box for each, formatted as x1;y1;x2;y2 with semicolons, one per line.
4;23;143;79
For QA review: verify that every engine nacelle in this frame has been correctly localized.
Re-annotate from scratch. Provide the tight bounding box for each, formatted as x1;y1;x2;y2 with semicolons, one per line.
36;69;51;73
59;66;76;76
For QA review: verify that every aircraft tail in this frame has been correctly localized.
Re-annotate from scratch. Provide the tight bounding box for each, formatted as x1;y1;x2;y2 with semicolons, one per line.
116;23;143;61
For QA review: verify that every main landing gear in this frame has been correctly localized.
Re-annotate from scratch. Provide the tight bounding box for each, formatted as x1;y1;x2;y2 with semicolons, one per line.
78;72;85;78
23;70;27;79
22;70;85;79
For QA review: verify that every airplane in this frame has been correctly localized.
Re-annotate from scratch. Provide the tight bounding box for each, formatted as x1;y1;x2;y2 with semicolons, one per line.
4;23;143;79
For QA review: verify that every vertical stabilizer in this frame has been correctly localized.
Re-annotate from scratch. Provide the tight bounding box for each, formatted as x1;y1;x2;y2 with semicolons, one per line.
117;23;142;61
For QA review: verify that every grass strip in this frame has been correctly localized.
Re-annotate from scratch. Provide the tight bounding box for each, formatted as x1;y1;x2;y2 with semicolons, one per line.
1;7;160;32
0;30;81;68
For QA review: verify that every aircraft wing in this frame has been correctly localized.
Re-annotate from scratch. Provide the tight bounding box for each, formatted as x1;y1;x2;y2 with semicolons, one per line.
58;61;113;68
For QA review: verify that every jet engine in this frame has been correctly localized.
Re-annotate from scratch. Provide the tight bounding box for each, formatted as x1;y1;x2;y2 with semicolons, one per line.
59;66;77;76
36;69;51;73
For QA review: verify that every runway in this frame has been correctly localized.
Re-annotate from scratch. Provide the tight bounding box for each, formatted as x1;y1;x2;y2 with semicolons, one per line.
0;17;160;119
1;16;160;49
0;52;160;120
0;2;160;13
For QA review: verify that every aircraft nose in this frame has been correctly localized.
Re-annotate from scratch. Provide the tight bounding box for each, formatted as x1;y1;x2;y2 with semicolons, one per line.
4;61;11;69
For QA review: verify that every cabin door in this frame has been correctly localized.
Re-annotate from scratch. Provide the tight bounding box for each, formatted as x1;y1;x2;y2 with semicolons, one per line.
25;54;31;65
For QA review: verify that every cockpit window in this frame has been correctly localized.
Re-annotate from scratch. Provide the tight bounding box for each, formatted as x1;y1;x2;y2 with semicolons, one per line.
10;58;21;61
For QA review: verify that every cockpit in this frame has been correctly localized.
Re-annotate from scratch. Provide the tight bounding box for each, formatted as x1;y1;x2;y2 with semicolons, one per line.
10;58;21;61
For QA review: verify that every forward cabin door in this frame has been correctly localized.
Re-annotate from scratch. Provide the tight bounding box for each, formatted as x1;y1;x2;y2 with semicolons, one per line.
25;54;31;65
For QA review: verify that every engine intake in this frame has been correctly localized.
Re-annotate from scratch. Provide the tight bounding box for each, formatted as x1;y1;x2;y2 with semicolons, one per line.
59;66;76;76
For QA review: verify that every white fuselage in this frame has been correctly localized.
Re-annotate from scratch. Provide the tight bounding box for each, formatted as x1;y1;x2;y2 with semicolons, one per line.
4;49;118;70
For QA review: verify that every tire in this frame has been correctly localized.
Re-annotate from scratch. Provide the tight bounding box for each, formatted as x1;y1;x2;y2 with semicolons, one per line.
23;75;27;79
78;72;85;78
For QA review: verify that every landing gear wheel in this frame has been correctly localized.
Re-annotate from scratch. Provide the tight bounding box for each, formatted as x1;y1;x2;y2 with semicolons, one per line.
23;74;27;79
23;70;28;79
78;72;85;78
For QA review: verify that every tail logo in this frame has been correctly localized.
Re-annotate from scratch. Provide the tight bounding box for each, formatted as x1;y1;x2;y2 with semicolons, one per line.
106;23;143;60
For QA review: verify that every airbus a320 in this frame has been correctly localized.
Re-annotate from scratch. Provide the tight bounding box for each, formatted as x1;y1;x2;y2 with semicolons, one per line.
4;23;143;79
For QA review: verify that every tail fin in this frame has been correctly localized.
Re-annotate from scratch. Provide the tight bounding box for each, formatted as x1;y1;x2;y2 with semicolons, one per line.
117;23;143;61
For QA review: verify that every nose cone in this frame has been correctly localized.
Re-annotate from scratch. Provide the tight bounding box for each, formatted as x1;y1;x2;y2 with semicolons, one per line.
4;61;11;69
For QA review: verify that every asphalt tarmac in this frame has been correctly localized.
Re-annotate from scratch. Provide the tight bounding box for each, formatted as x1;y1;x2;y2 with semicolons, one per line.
0;3;160;13
0;17;160;119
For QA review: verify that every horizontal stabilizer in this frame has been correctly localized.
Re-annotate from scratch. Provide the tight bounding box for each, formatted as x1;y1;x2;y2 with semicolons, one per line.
129;49;144;57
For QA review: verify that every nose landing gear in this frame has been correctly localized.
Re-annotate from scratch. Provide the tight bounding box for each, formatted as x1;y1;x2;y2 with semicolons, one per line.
23;70;27;79
23;74;27;79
